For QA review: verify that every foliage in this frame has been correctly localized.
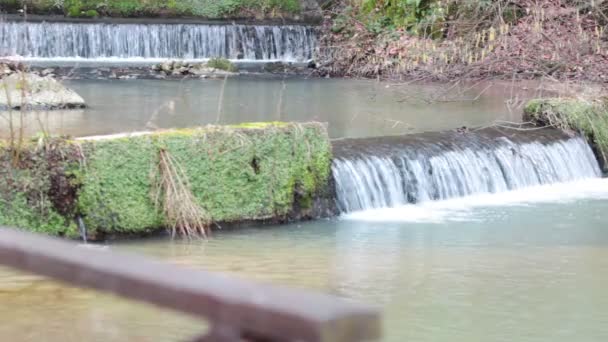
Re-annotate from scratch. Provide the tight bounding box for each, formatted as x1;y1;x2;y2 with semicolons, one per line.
0;122;331;239
352;0;517;37
0;139;80;237
83;9;97;17
319;0;608;81
360;0;444;35
525;98;608;170
206;58;237;72
1;0;302;18
156;123;331;223
76;136;164;237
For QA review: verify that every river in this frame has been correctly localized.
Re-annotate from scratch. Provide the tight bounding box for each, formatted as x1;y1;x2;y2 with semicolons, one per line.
0;77;605;341
0;77;533;139
1;179;608;341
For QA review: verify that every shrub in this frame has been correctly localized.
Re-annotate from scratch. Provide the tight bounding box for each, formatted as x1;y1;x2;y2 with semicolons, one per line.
0;0;304;18
83;9;97;17
207;58;237;72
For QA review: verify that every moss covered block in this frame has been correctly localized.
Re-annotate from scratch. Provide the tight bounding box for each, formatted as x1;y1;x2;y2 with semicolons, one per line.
160;123;331;222
76;136;164;236
0;140;80;237
524;97;608;171
76;122;331;236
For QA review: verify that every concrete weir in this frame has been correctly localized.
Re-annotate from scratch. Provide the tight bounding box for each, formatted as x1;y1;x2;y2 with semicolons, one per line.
0;122;603;239
330;128;602;213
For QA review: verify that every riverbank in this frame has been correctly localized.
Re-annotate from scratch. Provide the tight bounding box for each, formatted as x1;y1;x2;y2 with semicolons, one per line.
316;1;608;83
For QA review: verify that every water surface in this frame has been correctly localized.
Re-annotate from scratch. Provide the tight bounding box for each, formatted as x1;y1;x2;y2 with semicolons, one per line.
0;78;534;139
1;179;608;341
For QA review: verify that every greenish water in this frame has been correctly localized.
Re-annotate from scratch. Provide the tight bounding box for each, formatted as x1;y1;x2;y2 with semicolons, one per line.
0;76;604;341
1;180;608;341
0;78;532;139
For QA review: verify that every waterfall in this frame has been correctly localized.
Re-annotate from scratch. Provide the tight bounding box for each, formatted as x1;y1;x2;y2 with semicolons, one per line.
332;132;602;213
0;21;316;62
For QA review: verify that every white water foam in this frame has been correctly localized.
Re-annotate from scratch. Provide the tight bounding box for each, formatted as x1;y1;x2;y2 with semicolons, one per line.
0;22;316;62
341;178;608;223
333;136;601;212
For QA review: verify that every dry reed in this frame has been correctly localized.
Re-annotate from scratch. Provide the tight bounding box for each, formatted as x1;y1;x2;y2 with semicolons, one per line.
155;148;211;239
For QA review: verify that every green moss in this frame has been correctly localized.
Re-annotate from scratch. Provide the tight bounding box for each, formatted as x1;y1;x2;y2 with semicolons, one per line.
524;98;608;167
76;122;331;236
0;122;331;238
64;0;82;17
207;58;237;72
83;9;98;17
0;194;73;235
77;137;164;236
0;141;80;237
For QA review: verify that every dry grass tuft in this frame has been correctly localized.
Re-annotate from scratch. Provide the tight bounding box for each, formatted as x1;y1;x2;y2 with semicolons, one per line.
155;148;211;239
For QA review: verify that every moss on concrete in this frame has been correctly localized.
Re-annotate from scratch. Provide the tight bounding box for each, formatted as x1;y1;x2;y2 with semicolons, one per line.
524;98;608;171
0;122;332;239
76;136;164;237
0;139;81;237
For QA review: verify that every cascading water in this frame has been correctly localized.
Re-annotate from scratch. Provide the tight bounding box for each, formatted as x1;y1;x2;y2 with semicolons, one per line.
0;21;316;61
332;130;602;213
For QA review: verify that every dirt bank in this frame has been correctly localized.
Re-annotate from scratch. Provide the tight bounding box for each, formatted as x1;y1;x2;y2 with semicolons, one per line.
315;1;608;83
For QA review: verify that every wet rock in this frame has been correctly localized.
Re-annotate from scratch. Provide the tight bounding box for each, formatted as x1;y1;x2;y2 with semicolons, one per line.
151;61;238;78
189;65;214;75
0;64;12;76
0;73;86;109
41;68;55;76
263;62;291;73
160;62;173;73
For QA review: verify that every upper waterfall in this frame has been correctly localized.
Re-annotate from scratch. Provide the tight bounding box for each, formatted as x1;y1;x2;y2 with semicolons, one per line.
0;21;317;62
332;130;602;213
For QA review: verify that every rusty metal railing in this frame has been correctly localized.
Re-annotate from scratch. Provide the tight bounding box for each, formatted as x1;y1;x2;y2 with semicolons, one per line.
0;228;381;341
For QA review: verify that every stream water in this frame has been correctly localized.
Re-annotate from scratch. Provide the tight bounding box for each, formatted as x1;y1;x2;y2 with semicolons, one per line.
0;77;606;341
1;179;608;341
0;78;534;139
2;15;606;341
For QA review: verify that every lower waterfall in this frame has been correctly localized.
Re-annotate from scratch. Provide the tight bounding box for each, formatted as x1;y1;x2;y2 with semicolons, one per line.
332;130;601;213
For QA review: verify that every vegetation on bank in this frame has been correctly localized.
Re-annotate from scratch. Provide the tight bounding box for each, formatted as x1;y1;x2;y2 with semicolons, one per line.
206;58;237;72
0;123;332;239
0;0;301;18
318;0;608;81
525;98;608;171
